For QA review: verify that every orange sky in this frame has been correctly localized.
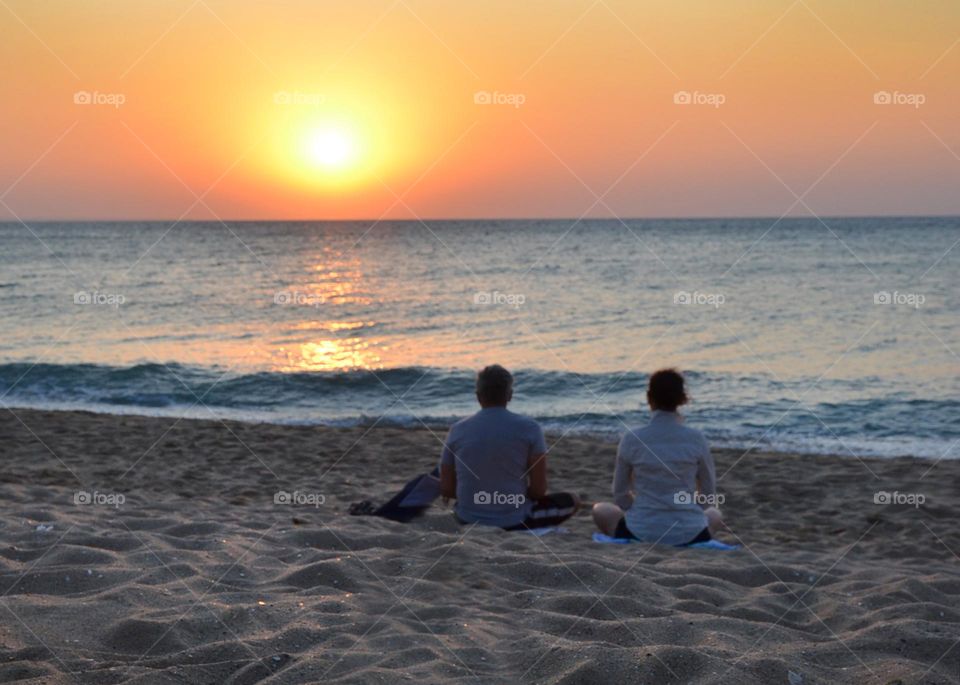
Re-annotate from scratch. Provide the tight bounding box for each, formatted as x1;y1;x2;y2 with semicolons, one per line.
1;0;958;220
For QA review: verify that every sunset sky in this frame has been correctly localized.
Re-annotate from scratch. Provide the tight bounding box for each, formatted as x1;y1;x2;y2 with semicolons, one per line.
2;0;959;220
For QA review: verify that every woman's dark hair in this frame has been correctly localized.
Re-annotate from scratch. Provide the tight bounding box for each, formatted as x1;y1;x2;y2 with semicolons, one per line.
646;368;688;411
476;364;513;406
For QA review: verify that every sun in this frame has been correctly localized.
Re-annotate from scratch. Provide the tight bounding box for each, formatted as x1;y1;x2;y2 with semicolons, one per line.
304;127;359;171
260;99;396;190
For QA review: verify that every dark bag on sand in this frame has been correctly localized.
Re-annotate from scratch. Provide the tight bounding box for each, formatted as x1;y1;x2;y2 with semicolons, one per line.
350;467;441;523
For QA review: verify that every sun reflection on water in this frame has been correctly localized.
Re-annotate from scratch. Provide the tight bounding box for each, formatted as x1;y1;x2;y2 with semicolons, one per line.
291;320;374;333
281;339;382;372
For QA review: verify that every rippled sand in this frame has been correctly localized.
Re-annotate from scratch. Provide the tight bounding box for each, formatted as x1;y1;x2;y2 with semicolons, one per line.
0;409;957;684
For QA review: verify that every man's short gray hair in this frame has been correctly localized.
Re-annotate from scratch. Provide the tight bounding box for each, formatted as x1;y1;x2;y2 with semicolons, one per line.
476;364;513;405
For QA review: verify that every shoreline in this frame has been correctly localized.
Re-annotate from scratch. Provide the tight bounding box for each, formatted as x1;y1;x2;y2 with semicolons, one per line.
0;403;950;463
0;407;957;683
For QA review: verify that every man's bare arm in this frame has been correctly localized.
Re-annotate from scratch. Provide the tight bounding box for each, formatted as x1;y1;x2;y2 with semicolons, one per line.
527;453;547;501
440;463;457;502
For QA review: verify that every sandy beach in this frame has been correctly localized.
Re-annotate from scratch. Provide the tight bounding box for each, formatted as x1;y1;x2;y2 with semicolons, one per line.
5;0;958;682
0;408;957;684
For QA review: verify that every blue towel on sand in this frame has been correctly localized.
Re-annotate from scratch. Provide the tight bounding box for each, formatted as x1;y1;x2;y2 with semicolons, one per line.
591;532;740;550
519;526;568;536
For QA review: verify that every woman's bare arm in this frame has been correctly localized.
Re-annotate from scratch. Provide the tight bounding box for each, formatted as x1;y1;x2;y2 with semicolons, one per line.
613;454;634;510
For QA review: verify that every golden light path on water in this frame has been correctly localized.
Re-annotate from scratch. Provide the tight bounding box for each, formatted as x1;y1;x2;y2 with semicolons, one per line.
287;339;379;372
276;252;381;371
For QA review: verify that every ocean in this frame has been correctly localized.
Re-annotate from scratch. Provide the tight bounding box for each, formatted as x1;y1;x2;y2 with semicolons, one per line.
1;217;957;459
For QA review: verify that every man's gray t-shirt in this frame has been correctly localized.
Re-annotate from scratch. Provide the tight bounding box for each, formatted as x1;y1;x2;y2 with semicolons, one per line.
440;407;546;527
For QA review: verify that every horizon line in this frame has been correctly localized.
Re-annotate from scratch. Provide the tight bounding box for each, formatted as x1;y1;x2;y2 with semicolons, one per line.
2;213;958;224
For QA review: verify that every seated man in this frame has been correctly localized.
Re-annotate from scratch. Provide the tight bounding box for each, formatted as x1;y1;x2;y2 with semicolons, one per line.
440;364;580;529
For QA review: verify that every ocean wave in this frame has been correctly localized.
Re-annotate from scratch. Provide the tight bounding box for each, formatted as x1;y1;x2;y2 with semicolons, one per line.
0;362;956;459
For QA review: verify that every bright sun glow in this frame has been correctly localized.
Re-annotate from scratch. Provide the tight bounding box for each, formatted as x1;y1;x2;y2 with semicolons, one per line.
305;127;359;171
258;95;402;191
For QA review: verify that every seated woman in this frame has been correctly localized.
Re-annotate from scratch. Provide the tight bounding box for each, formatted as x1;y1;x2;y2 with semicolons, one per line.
592;369;724;546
